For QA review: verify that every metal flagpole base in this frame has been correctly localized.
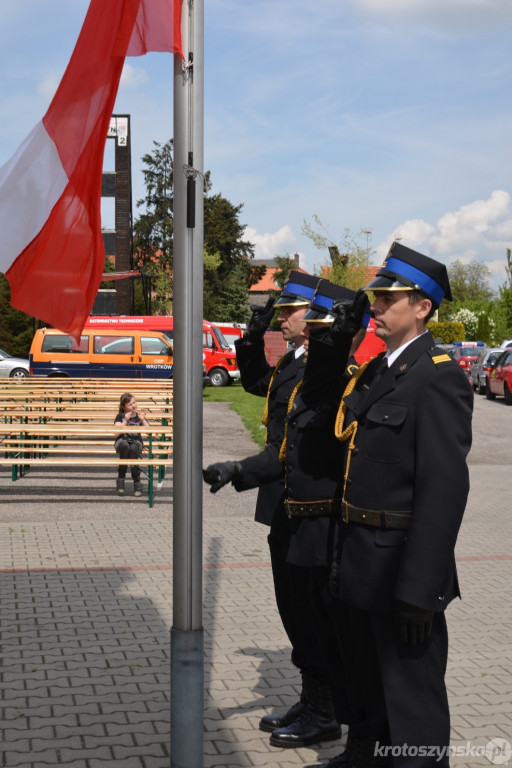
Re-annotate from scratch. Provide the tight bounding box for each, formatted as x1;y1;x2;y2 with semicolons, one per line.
170;627;204;768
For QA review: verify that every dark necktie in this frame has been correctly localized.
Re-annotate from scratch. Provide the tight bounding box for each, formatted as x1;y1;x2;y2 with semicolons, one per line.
371;356;388;388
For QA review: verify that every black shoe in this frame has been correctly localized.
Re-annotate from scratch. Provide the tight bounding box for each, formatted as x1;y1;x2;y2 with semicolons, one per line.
303;730;359;768
269;708;341;748
259;700;304;733
116;478;125;496
304;752;354;768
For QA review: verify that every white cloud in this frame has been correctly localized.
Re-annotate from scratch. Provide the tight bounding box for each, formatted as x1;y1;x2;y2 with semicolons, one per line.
244;224;298;259
37;72;60;102
120;63;149;90
432;191;510;252
376;191;512;288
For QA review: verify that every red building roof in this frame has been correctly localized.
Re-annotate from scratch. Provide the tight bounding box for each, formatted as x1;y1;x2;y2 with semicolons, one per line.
249;265;309;292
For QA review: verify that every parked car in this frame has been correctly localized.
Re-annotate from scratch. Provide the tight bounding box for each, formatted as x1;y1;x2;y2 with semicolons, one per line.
0;348;30;378
470;347;502;394
486;348;512;404
448;341;486;377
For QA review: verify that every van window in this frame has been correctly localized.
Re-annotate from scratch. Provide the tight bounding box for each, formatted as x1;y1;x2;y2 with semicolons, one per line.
141;336;172;355
41;335;89;353
204;331;215;349
212;326;231;350
94;335;134;355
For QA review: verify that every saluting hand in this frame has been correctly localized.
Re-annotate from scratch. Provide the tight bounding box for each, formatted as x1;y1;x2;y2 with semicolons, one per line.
244;297;276;343
329;289;369;346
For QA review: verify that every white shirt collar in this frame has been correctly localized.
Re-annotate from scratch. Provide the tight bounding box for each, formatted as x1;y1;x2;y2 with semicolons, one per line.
385;330;429;367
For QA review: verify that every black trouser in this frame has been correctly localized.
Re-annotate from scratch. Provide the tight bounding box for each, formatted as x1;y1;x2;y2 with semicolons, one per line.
268;521;354;719
340;604;450;767
308;567;356;726
115;439;142;481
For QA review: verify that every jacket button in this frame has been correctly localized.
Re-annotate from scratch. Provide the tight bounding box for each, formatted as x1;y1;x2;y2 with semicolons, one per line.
289;443;294;450
382;415;389;421
352;447;358;456
346;478;351;486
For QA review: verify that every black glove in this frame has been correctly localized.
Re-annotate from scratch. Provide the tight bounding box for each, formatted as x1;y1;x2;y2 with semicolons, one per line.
202;461;244;493
394;599;434;646
244;297;276;343
329;289;369;346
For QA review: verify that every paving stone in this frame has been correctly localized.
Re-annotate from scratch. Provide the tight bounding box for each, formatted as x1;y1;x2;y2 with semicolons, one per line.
0;397;511;767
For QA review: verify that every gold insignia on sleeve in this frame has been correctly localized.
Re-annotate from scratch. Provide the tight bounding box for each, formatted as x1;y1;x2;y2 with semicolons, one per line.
431;354;452;364
399;363;408;372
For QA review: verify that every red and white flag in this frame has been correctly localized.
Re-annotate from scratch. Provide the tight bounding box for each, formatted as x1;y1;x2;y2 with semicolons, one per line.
0;0;182;338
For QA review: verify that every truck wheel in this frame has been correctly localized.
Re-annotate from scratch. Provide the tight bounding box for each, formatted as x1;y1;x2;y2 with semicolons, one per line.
209;368;229;387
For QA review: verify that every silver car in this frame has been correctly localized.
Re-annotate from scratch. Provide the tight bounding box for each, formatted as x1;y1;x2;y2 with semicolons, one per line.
470;347;501;394
0;348;30;378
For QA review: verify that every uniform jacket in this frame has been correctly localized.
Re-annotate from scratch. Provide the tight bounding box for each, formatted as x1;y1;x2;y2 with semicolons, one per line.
238;334;354;567
235;337;306;525
331;331;473;614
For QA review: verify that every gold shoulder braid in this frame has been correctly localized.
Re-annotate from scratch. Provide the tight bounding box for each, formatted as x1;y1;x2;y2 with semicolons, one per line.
334;359;371;503
334;360;371;440
261;350;294;444
279;380;303;462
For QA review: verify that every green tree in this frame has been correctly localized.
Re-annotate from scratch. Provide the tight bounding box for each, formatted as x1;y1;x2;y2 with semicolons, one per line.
271;255;297;292
447;259;494;303
133;139;174;272
133;140;259;319
302;216;372;290
0;274;35;357
202;172;262;320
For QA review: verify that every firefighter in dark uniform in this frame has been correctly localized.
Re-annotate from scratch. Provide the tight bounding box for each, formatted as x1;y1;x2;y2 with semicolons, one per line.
233;271;343;746
204;282;370;753
306;243;473;768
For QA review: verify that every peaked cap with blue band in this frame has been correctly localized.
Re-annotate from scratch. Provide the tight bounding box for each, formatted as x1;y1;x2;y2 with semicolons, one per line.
274;270;321;307
303;279;371;327
364;242;452;307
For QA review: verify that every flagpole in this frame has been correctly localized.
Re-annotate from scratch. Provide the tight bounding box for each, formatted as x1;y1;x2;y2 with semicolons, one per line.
171;0;204;763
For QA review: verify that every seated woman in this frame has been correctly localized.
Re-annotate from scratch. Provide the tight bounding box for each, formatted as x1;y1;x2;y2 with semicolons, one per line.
114;393;149;497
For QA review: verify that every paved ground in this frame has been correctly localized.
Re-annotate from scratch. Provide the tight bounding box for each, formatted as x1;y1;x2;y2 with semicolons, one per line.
0;393;511;767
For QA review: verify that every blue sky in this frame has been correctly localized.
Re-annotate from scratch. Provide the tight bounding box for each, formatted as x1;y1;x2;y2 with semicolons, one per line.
1;0;512;290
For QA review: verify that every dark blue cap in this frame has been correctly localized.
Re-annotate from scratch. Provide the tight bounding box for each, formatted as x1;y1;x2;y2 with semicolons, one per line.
274;271;321;307
365;242;452;307
304;279;370;327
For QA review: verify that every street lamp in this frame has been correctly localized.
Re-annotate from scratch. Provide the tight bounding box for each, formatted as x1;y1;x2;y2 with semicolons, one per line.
362;230;372;255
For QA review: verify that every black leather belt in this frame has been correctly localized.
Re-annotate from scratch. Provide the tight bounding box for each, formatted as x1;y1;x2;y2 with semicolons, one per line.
284;499;336;519
341;501;411;530
284;498;411;530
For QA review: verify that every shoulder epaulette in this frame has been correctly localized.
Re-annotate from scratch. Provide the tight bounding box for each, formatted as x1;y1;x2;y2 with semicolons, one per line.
428;348;453;365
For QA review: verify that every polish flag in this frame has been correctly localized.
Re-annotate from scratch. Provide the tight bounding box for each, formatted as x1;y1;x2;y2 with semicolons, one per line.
0;0;182;338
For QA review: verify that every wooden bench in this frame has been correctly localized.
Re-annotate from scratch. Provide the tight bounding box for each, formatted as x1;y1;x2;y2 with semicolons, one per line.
0;425;173;508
